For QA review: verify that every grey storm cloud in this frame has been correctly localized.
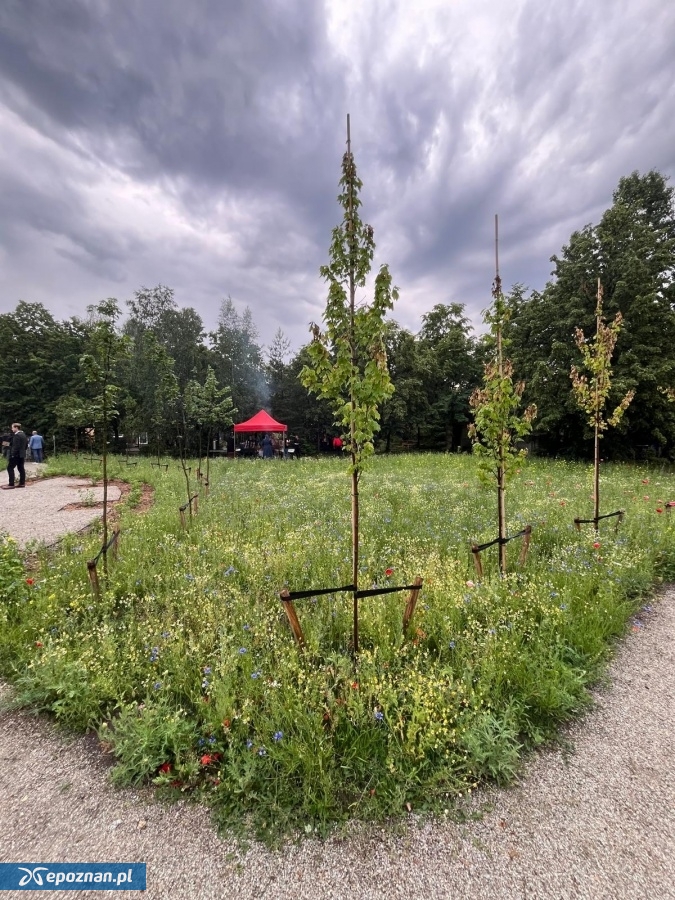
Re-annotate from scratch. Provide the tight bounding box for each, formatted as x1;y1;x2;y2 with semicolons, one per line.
0;0;674;349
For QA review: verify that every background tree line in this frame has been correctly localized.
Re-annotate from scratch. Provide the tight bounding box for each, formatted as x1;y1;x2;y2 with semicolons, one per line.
1;170;673;460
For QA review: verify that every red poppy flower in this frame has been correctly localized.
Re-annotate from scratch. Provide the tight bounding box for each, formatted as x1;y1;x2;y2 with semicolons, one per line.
657;508;663;513
25;578;34;586
35;641;43;648
351;681;359;690
159;762;172;774
200;753;221;766
592;542;601;549
385;567;394;577
222;719;231;729
642;479;649;484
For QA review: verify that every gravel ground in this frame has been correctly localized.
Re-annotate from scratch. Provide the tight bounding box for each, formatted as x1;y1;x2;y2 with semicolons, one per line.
1;585;673;899
0;465;121;548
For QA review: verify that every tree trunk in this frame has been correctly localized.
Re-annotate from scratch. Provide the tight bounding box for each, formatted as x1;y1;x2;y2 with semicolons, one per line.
497;321;506;575
497;460;506;574
102;398;108;577
594;418;600;529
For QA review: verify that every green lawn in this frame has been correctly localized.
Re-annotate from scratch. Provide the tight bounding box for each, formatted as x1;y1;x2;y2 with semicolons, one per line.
1;453;673;840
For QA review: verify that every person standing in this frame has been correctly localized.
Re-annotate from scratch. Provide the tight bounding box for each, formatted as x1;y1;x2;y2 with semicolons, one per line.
3;423;27;489
29;430;44;463
261;433;274;459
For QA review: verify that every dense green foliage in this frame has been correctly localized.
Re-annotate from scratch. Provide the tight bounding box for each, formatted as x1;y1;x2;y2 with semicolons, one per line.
1;454;673;841
506;170;675;457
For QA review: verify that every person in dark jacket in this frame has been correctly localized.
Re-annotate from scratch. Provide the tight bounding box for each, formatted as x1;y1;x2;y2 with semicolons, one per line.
3;423;27;489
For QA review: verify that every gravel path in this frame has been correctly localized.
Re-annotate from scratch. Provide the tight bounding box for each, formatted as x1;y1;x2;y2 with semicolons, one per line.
0;466;121;548
1;586;673;899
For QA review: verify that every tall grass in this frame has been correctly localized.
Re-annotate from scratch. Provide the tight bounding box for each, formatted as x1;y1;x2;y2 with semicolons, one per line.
1;453;673;841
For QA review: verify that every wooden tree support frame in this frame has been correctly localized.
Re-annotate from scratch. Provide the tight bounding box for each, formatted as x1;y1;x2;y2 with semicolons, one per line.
574;509;624;532
278;577;424;649
83;456;103;464
470;525;532;580
279;589;306;648
150;462;169;471
124;453;138;466
402;576;424;635
179;493;199;528
86;527;121;599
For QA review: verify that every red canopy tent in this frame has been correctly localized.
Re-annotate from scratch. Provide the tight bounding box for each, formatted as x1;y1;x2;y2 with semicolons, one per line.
233;410;287;433
233;410;287;458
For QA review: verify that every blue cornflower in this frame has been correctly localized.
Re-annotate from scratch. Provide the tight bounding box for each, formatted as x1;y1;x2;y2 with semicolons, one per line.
153;681;162;690
202;678;210;689
184;573;194;581
243;624;250;631
198;738;206;747
203;666;212;675
273;731;283;742
550;591;559;598
258;747;267;757
161;631;170;639
449;640;456;650
251;671;261;679
238;647;247;654
208;736;216;745
246;739;253;749
374;710;384;721
150;647;159;662
560;604;568;611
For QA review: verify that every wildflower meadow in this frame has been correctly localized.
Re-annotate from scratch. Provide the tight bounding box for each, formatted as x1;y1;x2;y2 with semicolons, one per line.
1;453;674;841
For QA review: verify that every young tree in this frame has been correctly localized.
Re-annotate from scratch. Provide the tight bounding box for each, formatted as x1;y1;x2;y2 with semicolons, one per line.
301;116;397;652
80;299;131;568
570;279;635;528
469;221;536;575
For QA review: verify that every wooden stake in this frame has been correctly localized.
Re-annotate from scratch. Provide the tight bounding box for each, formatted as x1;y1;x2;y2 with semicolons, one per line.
87;560;100;599
471;544;484;580
402;576;423;635
112;528;120;561
518;525;532;566
573;518;581;532
180;507;186;529
280;589;306;647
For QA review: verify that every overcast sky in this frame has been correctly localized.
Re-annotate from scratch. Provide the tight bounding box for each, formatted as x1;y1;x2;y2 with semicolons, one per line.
1;0;674;353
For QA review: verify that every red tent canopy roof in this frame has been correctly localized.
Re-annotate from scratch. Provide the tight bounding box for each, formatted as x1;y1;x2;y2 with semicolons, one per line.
234;410;287;433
